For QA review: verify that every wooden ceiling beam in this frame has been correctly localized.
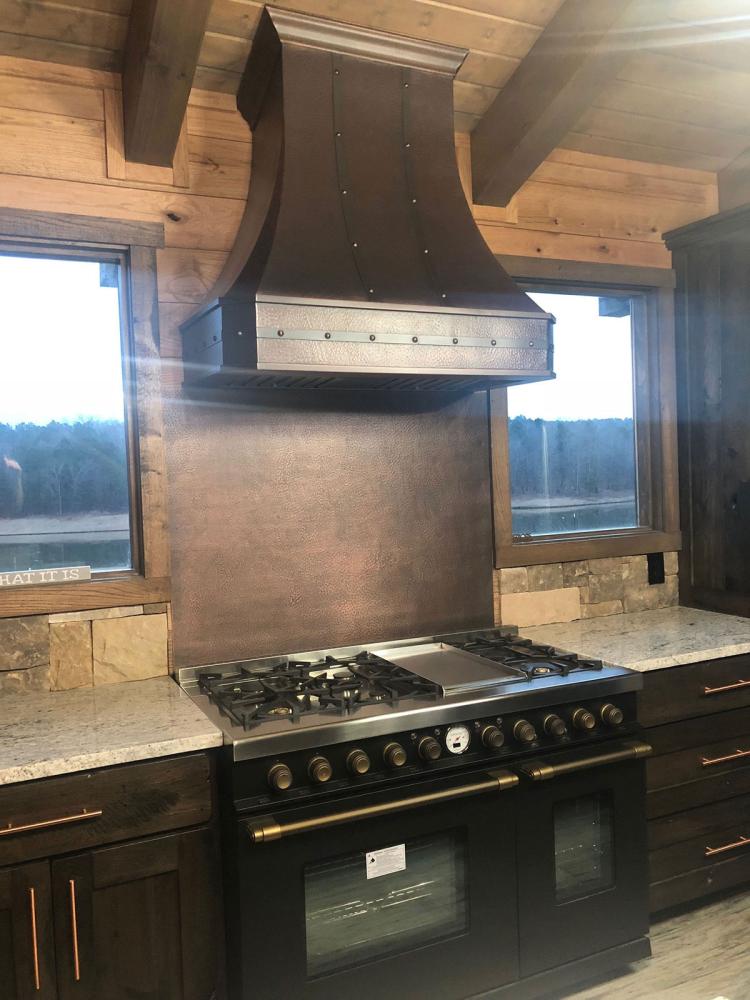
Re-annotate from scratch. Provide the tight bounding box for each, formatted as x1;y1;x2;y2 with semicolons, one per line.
122;0;212;167
470;0;639;207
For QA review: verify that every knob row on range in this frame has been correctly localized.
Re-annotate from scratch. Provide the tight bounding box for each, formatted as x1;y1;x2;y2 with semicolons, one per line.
514;702;624;745
267;743;408;791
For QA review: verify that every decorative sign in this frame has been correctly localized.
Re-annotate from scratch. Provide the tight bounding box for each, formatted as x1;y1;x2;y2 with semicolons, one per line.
0;566;92;588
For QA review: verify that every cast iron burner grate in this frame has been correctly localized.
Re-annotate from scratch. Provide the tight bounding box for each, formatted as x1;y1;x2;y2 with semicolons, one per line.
197;651;441;730
447;632;603;678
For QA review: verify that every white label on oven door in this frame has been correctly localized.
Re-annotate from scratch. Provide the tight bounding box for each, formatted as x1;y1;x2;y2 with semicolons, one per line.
365;843;406;879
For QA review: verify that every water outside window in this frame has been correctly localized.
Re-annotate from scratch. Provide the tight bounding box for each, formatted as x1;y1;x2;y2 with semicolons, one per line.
0;253;132;573
508;291;638;538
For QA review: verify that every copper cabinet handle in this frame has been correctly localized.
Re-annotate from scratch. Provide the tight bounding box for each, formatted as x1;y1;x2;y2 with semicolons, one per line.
517;740;652;781
28;887;40;991
0;808;102;838
700;748;750;767
705;834;750;857
69;879;81;982
248;769;519;843
703;678;750;696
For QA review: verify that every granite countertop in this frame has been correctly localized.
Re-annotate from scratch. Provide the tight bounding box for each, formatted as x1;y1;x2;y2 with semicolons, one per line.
521;606;750;672
0;675;223;786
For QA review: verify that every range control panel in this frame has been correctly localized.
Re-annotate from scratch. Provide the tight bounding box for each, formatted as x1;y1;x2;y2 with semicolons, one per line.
231;693;639;806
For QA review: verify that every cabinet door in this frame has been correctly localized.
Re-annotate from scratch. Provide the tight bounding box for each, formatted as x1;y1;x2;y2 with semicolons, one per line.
0;860;57;999
51;828;223;1000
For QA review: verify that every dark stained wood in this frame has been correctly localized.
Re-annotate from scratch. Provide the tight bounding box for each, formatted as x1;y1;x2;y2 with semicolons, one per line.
122;0;212;167
0;755;211;868
648;733;750;792
0;575;169;620
51;827;223;1000
0;207;164;247
640;656;750;728
470;0;638;206
645;705;750;756
648;768;750;820
497;256;676;289
650;792;750;854
0;861;56;1000
650;827;750;883
650;851;750;913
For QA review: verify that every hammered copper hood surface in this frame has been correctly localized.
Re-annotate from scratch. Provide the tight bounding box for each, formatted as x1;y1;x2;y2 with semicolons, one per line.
180;6;554;391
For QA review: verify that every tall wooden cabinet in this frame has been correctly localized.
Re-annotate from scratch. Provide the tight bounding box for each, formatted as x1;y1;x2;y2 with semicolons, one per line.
665;206;750;616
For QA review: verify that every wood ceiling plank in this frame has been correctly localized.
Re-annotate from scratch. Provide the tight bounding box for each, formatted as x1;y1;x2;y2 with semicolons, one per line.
457;50;519;89
156;247;229;304
471;0;639;207
597;78;750;135
545;148;716;185
652;37;750;76
479;223;672;268
122;0;213;167
187;134;251;199
186;105;250;143
197;31;250;74
575;105;750;160
0;0;126;51
618;52;750;110
0;105;107;182
719;148;750;212
192;65;241;94
0;54;119;89
453;80;499;118
0;31;119;71
561;131;729;173
0;73;105;120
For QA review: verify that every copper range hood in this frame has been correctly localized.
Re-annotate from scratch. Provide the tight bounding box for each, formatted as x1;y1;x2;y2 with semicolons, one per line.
181;7;555;392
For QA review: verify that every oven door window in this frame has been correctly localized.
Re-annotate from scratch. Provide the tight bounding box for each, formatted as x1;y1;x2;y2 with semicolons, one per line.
304;830;467;978
554;792;614;903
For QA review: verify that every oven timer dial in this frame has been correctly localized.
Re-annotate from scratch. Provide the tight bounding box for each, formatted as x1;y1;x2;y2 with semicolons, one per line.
445;725;472;755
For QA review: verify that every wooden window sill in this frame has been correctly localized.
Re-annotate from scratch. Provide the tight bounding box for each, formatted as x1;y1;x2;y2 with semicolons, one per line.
0;575;170;618
496;529;682;569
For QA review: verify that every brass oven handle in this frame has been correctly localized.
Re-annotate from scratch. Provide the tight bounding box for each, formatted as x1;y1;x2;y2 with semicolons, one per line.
69;879;81;982
705;834;750;858
517;740;653;781
703;678;750;696
0;808;102;838
701;748;750;767
248;769;519;843
29;887;40;991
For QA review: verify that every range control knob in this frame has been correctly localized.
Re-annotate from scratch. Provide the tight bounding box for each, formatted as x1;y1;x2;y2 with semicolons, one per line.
572;708;596;732
418;736;442;762
513;720;537;744
383;742;407;768
267;763;293;792
600;703;624;727
347;749;371;775
480;725;505;750
308;756;333;784
544;714;567;739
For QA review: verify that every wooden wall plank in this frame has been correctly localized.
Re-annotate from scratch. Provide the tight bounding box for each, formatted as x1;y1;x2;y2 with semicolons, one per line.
0;1;127;52
156;248;228;303
0;72;104;119
187;134;251;199
479;223;672;268
0;105;107;181
186;105;250;142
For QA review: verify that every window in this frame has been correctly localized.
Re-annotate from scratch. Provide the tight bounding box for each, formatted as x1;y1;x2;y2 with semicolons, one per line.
491;263;680;567
508;291;638;538
0;251;133;574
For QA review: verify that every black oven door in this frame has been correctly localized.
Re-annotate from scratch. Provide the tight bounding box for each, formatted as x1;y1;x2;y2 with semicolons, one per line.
515;740;651;978
232;767;519;1000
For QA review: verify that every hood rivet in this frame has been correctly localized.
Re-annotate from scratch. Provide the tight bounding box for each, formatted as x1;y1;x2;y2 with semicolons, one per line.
324;332;331;339
529;341;535;346
491;339;497;346
441;293;447;299
404;82;409;88
342;189;348;195
412;336;419;343
368;288;374;294
277;329;284;337
424;249;429;254
369;334;376;341
352;241;358;248
452;338;458;344
336;131;342;137
237;330;243;336
405;142;411;148
412;198;417;204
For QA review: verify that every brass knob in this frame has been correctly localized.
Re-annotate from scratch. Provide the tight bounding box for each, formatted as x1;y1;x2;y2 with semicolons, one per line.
267;763;293;792
572;708;596;732
383;742;407;768
308;756;333;784
480;725;505;750
513;720;537;744
600;703;624;727
418;736;442;762
544;714;567;739
347;749;371;775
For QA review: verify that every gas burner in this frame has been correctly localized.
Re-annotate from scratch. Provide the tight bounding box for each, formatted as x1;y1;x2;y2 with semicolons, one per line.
447;633;603;678
197;652;441;730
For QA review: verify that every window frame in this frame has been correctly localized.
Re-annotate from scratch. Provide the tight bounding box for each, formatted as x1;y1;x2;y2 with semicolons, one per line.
0;208;169;617
491;257;681;568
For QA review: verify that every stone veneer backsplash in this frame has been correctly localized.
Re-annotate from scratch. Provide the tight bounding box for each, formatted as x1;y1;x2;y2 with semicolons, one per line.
493;553;679;629
0;604;170;694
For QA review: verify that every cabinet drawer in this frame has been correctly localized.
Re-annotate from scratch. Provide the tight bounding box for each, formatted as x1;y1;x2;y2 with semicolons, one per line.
649;791;750;852
648;732;750;791
646;705;750;756
647;766;750;818
650;851;750;913
650;824;750;883
0;754;212;867
641;656;750;727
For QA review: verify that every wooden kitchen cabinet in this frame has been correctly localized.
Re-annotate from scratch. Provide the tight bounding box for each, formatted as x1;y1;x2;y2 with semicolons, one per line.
665;206;750;617
0;752;224;999
0;861;57;999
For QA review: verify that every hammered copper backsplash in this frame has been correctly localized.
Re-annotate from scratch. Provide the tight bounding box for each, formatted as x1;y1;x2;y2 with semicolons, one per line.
164;389;493;667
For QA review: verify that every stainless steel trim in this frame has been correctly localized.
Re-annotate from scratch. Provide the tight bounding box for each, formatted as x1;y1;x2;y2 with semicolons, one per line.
256;293;555;321
516;741;653;781
258;327;537;348
247;769;519;842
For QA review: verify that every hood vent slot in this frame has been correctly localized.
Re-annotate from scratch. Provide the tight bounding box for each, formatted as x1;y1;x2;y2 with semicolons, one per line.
181;7;554;392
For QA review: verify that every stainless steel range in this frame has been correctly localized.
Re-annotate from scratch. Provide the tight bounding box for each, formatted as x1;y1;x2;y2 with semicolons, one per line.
180;627;652;1000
